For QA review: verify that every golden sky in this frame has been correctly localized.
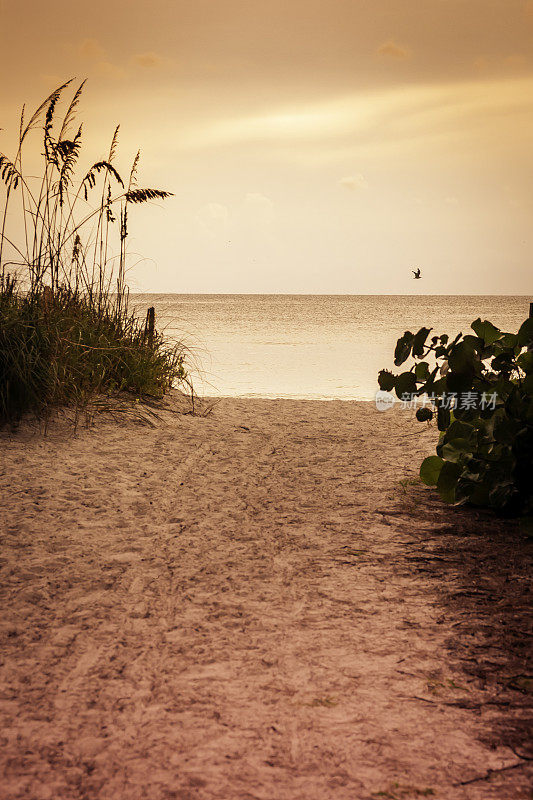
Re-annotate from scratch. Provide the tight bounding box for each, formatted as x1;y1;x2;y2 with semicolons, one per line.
1;0;532;293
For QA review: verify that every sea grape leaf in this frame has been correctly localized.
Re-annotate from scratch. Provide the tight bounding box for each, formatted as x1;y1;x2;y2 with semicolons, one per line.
446;370;474;395
448;339;479;376
378;369;395;391
493;412;519;443
497;333;518;349
517;352;533;373
453;479;473;505
517;317;533;348
445;420;475;441
420;455;444;486
491;352;514;373
425;376;446;396
462;334;484;351
394;371;417;398
394;331;414;366
467;482;491;507
412;327;432;358
437;404;451;431
488;482;518;510
436;461;462;503
416;407;433;422
522;373;533;394
471;318;501;345
415;361;430;381
441;438;473;463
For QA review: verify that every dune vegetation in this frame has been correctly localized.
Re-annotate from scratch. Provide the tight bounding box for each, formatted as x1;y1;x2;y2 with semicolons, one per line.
0;81;189;425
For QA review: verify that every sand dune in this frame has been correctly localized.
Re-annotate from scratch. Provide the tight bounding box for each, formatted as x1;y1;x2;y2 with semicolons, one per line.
0;397;530;799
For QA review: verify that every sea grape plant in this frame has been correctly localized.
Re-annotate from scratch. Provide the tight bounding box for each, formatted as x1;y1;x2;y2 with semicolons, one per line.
378;316;533;515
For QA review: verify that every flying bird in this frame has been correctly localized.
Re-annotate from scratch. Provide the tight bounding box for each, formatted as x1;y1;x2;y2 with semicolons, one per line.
412;268;421;279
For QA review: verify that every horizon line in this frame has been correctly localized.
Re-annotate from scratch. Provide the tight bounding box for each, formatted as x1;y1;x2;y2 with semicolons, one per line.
128;291;532;298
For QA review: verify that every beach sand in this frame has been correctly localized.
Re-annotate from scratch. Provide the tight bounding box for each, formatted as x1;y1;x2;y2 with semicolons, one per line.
0;396;531;799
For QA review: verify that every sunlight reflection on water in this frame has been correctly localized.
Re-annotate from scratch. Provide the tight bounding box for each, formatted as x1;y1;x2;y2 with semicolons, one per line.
131;295;530;400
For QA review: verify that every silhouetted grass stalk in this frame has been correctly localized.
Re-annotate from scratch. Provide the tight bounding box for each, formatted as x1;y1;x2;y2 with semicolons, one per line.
0;81;190;423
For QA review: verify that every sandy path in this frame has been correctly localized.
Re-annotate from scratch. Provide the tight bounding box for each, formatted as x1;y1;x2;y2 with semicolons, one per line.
0;398;531;799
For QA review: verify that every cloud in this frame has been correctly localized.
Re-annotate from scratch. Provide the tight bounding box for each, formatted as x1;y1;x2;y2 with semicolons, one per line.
376;40;412;60
503;54;529;69
195;202;230;237
473;56;490;72
95;61;126;80
242;193;275;228
475;53;529;72
78;38;106;61
203;202;229;223
244;192;274;212
40;73;62;88
194;195;274;240
339;174;368;191
134;52;165;69
174;76;533;162
75;38;125;79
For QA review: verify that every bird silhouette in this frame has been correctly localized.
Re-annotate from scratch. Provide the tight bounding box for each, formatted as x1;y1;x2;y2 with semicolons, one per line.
412;268;421;279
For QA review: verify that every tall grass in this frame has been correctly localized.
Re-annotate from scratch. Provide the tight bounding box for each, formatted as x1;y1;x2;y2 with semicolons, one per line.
0;81;190;424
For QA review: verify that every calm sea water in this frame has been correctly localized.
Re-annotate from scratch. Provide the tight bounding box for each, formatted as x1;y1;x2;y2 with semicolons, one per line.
131;295;530;400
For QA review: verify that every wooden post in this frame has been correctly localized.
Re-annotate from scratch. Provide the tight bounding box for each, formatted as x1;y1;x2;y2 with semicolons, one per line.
145;306;155;347
43;285;53;314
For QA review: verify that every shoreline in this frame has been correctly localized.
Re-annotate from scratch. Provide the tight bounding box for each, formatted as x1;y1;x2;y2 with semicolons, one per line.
0;396;531;799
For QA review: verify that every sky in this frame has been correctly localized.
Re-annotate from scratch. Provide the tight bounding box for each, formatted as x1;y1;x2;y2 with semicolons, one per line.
1;0;532;294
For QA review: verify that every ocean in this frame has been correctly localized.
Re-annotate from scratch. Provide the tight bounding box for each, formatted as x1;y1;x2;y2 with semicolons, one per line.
131;295;530;401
